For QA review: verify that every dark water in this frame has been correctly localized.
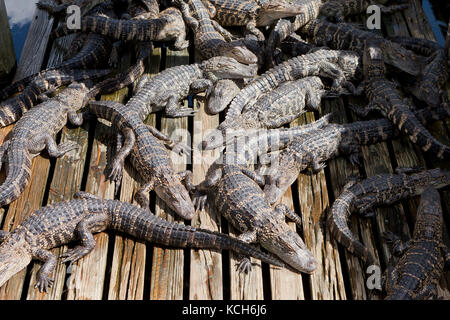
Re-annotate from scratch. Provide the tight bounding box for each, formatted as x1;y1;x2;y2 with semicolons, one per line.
4;0;450;60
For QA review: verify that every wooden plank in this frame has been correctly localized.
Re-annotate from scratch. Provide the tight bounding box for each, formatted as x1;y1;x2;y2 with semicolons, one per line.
149;47;188;300
294;112;347;300
106;48;161;300
13;5;54;81
0;0;16;87
189;88;223;299
319;99;380;300
0;15;69;299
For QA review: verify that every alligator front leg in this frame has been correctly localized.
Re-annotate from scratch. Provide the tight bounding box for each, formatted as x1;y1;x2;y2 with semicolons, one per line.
145;124;192;156
106;127;136;185
178;170;194;192
318;61;354;93
134;180;155;209
240;167;265;187
349;100;381;118
339;140;362;166
60;213;109;263
31;247;57;292
165;95;198;117
274;204;302;229
193;166;223;211
235;230;259;273
211;20;235;42
73;191;101;200
40;135;79;158
67;111;84;126
383;231;411;257
190;79;213;94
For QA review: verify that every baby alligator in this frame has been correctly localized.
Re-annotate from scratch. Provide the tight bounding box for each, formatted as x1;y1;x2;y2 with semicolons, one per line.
0;192;284;292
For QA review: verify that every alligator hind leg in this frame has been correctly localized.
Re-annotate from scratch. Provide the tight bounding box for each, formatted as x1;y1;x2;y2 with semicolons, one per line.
134;180;155;209
32;247;57;292
106;127;135;184
73;192;100;200
236;230;259;273
173;0;199;30
60;214;109;263
274;204;302;229
212;20;236;42
67;111;84;126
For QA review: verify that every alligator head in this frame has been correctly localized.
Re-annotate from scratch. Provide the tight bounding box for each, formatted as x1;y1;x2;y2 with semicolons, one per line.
259;220;317;274
257;0;305;26
0;234;32;289
154;176;196;220
201;56;258;79
206;79;241;115
217;41;259;65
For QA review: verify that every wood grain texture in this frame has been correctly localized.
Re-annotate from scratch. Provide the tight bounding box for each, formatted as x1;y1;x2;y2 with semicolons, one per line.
0;0;16;85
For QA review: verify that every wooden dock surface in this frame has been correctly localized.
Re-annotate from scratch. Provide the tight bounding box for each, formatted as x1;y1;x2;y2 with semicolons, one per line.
0;1;448;300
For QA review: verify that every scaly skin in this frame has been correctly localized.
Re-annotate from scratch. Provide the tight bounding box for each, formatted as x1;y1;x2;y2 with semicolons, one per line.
260;105;450;205
202;49;360;149
0;32;112;102
299;19;427;76
216;76;337;135
389;36;448;108
203;0;304;40
359;40;450;159
265;0;323;66
194;164;318;273
37;0;107;17
175;0;258;64
193;120;333;273
327;168;450;264
0;68;111;128
88;100;196;220
382;187;449;300
0;192;284;292
124;56;257;119
319;0;408;22
0;83;92;208
51;7;189;51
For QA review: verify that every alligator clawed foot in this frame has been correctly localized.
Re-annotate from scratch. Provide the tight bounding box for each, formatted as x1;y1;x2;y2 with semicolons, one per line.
106;164;123;185
192;192;208;212
349;153;361;167
35;276;54;293
236;257;252;274
172;142;192;156
382;231;399;244
60;247;90;264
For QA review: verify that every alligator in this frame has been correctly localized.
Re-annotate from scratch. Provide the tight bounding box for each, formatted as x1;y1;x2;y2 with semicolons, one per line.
173;0;258;64
193;125;324;273
0;192;284;292
388;36;448;108
88;99;196;220
326;168;450;263
51;7;189;51
202;49;360;149
299;19;427;76
0;68;111;128
122;56;257;119
319;0;408;22
354;39;450;159
202;0;304;40
37;0;107;17
382;187;450;300
259;105;450;205
0;32;113;102
214;76;344;136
